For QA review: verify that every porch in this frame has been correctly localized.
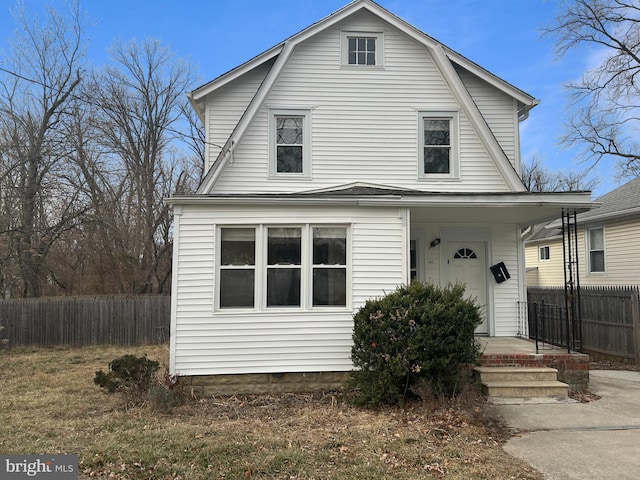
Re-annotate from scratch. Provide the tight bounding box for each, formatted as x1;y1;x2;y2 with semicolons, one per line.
476;336;590;393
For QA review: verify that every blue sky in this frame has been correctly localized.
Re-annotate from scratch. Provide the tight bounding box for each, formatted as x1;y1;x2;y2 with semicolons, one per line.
0;0;616;196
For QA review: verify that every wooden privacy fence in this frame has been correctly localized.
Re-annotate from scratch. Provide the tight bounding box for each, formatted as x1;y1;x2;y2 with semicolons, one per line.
0;295;171;348
528;286;640;364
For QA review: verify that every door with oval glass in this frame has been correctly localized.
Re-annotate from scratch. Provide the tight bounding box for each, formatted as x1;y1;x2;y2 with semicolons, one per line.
447;241;488;334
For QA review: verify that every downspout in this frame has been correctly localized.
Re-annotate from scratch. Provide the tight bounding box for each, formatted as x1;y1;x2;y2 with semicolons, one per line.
518;99;540;122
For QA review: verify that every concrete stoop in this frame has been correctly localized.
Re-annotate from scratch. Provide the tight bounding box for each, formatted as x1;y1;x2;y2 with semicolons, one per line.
473;366;569;398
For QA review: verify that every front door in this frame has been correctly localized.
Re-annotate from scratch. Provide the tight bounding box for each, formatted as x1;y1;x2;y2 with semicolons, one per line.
447;241;488;334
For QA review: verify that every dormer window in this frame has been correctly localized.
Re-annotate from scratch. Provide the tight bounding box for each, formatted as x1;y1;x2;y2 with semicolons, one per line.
341;31;384;67
269;109;311;178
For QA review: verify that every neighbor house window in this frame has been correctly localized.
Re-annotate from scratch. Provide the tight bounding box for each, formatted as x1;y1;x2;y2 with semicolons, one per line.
219;228;256;308
341;31;384;67
270;110;311;177
539;246;550;261
217;225;349;310
419;112;459;178
588;227;605;273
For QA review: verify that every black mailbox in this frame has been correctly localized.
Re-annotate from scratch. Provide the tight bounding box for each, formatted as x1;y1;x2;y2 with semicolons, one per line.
490;262;510;283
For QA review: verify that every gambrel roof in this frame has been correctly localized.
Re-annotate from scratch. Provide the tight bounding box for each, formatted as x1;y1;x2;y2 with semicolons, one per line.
189;0;539;194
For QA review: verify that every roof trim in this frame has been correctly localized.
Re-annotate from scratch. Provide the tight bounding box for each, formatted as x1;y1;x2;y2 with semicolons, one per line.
429;44;526;191
196;41;297;194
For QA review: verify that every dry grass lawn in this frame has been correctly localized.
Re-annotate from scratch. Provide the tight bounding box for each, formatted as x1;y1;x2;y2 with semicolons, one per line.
0;345;542;479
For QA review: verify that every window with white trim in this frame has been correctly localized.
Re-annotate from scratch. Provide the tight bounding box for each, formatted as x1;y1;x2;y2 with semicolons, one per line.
217;225;348;310
270;110;311;177
312;227;347;306
341;31;384;67
219;228;256;308
267;227;302;307
539;246;550;261
588;226;605;273
419;112;459;178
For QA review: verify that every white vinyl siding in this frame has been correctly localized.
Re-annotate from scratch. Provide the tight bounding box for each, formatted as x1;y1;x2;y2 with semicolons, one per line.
491;224;521;336
204;60;274;172
454;64;518;168
210;11;511;194
170;203;405;376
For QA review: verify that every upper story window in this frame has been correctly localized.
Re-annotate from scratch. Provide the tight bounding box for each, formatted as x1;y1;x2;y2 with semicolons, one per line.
348;37;376;65
269;109;311;178
539;246;550;261
419;111;459;178
341;31;384;67
588;226;605;273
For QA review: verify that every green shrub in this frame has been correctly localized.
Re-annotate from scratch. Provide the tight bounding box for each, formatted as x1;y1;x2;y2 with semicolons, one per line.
94;354;160;406
349;281;482;406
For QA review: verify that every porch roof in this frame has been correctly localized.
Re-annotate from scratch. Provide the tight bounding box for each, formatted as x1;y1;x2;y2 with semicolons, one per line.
168;190;594;227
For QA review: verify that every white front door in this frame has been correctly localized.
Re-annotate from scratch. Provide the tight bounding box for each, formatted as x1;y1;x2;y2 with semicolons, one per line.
447;241;488;334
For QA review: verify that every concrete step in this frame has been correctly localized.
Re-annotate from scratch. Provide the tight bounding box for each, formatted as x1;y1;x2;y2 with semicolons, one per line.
473;366;569;398
481;381;569;398
473;366;559;383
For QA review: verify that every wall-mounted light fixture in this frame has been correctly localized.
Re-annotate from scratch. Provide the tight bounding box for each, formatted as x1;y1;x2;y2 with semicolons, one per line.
429;238;441;249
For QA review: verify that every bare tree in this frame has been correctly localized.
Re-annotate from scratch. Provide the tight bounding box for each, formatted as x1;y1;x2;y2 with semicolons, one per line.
0;1;87;297
92;38;198;293
544;0;640;178
521;156;599;192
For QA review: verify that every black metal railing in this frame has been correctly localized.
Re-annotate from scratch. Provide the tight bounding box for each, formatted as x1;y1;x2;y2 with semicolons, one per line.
519;300;582;354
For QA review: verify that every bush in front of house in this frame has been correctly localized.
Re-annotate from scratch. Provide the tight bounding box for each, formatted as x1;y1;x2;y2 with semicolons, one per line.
349;281;483;406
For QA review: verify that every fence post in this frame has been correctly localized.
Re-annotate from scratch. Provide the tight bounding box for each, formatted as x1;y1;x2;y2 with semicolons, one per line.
632;289;640;366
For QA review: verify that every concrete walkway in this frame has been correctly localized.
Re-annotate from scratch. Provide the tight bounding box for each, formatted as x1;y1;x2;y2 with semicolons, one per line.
490;370;640;479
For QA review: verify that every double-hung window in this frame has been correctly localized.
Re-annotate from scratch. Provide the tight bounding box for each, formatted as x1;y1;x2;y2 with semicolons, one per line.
419;112;459;178
217;225;348;310
267;227;302;307
219;228;256;308
312;227;347;307
270;110;311;178
588;227;605;273
539;246;550;261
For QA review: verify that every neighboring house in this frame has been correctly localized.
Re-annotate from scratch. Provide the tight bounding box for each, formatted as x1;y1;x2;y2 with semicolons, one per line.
526;176;640;287
168;0;592;384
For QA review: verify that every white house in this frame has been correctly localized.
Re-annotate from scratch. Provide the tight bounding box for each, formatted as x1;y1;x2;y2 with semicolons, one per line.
168;0;592;391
